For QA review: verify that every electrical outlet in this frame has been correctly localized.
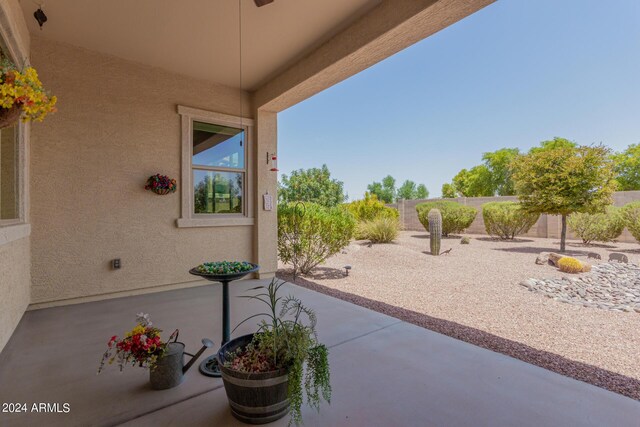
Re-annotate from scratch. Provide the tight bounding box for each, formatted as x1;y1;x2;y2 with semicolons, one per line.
112;259;121;270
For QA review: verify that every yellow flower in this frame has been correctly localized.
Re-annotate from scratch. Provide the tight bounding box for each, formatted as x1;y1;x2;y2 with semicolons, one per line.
126;324;146;337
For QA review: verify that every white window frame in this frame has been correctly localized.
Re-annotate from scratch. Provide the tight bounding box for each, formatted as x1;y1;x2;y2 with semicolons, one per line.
0;11;31;246
176;105;254;228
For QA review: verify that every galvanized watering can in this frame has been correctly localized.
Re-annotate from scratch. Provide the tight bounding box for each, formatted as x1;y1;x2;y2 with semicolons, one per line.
150;330;214;390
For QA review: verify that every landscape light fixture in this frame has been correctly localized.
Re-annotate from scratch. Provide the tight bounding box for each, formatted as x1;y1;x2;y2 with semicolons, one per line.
33;7;47;29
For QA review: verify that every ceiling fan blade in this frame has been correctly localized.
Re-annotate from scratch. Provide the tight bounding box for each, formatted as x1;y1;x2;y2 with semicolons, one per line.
254;0;274;6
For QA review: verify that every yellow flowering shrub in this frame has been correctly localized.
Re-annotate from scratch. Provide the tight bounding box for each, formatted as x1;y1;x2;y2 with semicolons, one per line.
0;59;57;122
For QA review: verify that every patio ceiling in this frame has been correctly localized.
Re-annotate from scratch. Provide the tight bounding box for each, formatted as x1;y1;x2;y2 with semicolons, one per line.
19;0;381;91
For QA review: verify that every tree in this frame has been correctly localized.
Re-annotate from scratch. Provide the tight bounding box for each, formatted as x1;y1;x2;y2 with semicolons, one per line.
278;164;346;207
397;180;416;200
612;143;640;191
416;184;429;199
441;183;457;198
528;137;577;154
452;165;494;197
367;175;396;203
394;179;429;200
482;148;520;196
511;144;617;252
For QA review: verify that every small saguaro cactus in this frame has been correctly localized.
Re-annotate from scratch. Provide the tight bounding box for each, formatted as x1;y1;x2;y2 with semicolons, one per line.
428;208;442;255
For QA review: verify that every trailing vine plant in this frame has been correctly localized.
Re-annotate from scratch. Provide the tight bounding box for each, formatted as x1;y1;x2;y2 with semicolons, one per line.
225;278;331;425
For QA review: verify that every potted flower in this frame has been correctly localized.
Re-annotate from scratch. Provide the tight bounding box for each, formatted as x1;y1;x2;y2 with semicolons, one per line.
98;313;195;390
0;58;57;128
145;174;177;195
217;279;331;425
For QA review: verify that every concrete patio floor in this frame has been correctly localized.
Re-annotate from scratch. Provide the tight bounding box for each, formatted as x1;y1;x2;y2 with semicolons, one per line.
0;280;639;427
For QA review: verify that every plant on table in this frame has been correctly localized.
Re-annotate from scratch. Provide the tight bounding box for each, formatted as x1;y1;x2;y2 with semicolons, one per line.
222;279;331;425
98;313;175;373
196;260;254;275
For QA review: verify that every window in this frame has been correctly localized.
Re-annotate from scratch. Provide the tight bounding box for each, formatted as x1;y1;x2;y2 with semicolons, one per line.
177;106;254;228
192;122;245;215
0;124;18;221
0;27;30;246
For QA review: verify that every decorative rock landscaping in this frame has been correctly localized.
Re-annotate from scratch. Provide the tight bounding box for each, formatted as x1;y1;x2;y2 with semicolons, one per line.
521;262;640;313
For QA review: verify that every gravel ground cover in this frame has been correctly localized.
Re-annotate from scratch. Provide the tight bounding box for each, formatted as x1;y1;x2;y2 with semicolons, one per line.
278;231;640;400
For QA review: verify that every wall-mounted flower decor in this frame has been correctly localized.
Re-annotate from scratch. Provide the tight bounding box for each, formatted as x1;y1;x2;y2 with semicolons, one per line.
145;174;177;195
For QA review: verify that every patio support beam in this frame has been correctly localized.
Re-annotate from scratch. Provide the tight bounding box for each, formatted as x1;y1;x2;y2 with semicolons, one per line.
253;109;278;278
252;0;494;112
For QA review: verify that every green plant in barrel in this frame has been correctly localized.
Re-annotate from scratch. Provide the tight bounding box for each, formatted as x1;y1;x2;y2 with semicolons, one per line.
428;208;442;255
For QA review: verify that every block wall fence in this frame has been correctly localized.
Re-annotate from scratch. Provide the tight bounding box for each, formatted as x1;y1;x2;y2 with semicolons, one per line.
389;191;640;243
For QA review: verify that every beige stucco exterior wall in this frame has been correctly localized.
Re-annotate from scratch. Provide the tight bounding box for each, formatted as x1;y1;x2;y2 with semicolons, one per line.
0;236;30;352
253;110;278;277
0;0;31;354
28;36;263;305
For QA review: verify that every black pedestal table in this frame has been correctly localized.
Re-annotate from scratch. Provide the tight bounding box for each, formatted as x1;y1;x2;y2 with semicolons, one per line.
188;263;260;377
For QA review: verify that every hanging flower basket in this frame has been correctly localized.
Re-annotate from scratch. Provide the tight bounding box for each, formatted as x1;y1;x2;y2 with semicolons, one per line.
145;174;177;195
0;104;22;129
0;58;57;129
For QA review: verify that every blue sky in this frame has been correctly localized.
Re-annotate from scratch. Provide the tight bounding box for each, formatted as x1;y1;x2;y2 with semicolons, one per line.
277;0;640;200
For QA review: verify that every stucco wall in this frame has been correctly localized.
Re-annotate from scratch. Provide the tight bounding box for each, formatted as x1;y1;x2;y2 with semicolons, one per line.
29;36;260;305
397;191;640;243
0;236;30;351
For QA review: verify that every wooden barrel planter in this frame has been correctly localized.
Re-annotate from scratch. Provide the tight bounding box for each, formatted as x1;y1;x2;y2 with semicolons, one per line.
217;334;290;424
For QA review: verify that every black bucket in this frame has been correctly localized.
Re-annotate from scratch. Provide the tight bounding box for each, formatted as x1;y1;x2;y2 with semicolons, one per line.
217;334;290;424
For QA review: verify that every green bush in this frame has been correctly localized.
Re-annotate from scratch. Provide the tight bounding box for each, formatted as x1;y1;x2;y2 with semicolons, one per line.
416;201;477;237
482;201;540;240
278;202;355;275
567;206;625;244
345;193;398;222
356;217;399;243
622;202;640;243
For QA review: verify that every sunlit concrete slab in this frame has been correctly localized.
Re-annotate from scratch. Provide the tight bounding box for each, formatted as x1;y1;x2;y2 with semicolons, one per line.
1;280;638;426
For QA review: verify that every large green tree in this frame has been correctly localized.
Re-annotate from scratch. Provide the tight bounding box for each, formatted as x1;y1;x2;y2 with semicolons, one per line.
367;175;396;203
278;164;346;207
452;165;494;197
416;183;429;199
511;143;617;252
482;148;520;196
441;183;457;198
528;137;577;154
397;180;430;200
612;143;640;191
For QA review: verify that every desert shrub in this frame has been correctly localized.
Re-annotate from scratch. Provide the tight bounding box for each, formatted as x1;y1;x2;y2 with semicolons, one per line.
622;202;640;243
557;257;585;274
345;193;398;222
278;202;355;275
567;206;625;244
356;217;399;243
460;237;470;244
416;201;477;237
482;202;540;240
